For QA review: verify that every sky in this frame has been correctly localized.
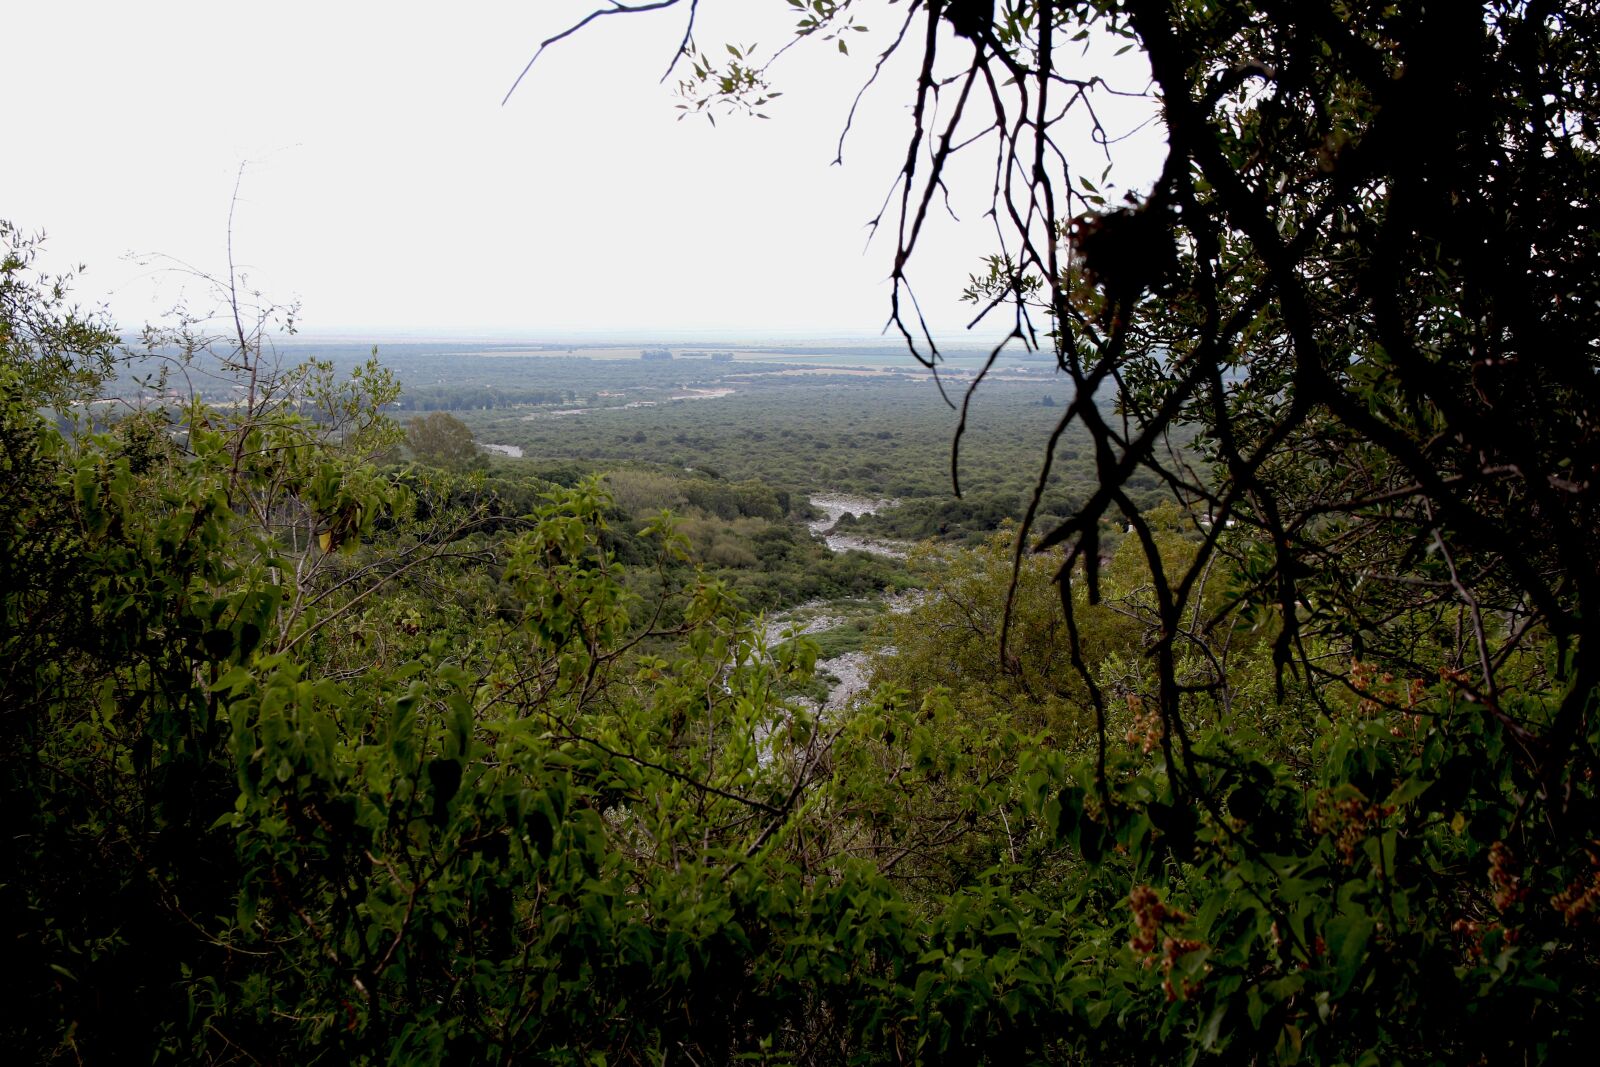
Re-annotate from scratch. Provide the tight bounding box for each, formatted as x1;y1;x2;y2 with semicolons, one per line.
8;1;1163;341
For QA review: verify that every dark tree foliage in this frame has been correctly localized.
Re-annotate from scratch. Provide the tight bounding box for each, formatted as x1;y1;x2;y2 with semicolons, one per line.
407;410;482;470
1065;0;1600;805
0;222;118;409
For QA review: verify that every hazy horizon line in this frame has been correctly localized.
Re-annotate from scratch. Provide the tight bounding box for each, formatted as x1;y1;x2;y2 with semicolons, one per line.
119;326;1007;350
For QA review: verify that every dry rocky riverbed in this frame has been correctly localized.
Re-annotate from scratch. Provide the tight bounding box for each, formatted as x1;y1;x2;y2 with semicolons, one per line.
805;493;910;559
761;600;880;712
752;500;927;761
480;442;522;457
763;489;927;715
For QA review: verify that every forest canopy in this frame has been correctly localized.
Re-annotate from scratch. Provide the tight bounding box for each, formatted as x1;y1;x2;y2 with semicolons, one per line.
2;1;1598;1064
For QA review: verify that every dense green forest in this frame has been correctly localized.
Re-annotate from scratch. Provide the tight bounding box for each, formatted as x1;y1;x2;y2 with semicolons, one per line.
7;1;1600;1064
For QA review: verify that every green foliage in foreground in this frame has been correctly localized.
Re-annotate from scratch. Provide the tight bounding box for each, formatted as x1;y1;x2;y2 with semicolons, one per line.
3;363;1597;1064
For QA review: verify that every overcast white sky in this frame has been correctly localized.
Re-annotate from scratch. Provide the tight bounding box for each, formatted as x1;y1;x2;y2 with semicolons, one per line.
8;1;1162;341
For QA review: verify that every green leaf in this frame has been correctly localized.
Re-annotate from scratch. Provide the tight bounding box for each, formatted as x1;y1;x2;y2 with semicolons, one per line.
1199;1000;1228;1050
1387;775;1433;807
1326;913;1374;996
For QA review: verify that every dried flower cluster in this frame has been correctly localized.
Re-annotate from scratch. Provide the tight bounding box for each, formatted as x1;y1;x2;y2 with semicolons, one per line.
1488;841;1525;912
1128;884;1187;956
1449;918;1503;960
1309;792;1395;866
1551;849;1600;925
1124;694;1162;755
1128;886;1207;999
